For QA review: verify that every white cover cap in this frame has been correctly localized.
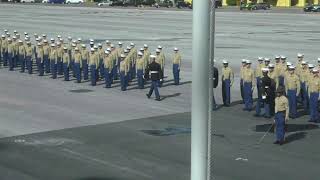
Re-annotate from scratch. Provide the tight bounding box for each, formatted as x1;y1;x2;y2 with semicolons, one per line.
308;64;315;68
288;65;295;70
268;64;275;68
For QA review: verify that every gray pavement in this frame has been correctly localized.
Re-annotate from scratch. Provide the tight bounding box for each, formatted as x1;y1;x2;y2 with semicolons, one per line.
0;105;319;180
0;4;320;179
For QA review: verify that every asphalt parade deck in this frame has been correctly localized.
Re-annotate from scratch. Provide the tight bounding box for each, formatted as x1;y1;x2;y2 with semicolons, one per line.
0;103;319;180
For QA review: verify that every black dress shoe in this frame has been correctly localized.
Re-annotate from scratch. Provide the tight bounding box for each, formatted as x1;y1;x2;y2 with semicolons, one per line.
146;94;150;99
273;141;280;144
279;141;285;145
155;98;161;101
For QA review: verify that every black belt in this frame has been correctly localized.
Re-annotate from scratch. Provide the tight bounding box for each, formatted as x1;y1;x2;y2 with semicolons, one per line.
276;111;285;114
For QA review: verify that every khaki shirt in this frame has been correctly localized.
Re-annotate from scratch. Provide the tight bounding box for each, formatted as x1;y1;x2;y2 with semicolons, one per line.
43;45;50;56
308;75;320;94
131;48;137;62
242;68;255;85
275;95;289;120
173;53;181;65
117;47;124;58
57;47;63;58
136;57;145;71
299;68;309;83
160;51;165;66
13;41;19;56
89;53;99;68
25;46;33;57
275;63;283;77
49;49;58;63
156;54;165;70
7;43;14;54
111;50;117;65
221;67;234;85
124;55;131;67
280;64;288;76
63;52;70;65
268;70;279;89
74;52;82;67
255;63;264;78
1;38;7;52
104;56;113;70
18;45;26;57
285;73;300;92
37;47;44;61
296;61;303;75
81;49;89;61
111;50;117;63
120;60;128;74
144;49;150;67
240;65;246;80
98;49;104;60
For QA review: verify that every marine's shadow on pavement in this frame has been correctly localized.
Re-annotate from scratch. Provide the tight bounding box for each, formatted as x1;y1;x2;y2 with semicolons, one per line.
285;132;307;144
161;93;181;100
75;177;123;180
255;123;319;133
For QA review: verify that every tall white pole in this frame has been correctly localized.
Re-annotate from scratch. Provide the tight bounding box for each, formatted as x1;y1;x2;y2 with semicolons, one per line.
191;0;210;180
207;0;216;179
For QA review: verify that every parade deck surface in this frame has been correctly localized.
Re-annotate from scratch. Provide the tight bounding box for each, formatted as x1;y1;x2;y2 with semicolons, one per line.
0;104;319;180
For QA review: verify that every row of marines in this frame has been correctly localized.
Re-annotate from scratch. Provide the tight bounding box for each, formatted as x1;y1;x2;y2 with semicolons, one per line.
220;53;320;123
0;30;182;94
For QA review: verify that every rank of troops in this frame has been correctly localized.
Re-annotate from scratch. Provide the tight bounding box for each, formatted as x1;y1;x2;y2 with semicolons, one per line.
0;29;182;101
220;54;320;145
